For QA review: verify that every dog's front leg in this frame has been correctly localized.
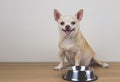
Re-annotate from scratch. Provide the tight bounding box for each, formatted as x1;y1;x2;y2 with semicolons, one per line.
75;51;81;66
54;49;64;70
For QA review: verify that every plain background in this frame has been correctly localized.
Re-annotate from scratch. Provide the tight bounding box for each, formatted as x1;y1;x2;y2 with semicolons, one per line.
0;0;120;62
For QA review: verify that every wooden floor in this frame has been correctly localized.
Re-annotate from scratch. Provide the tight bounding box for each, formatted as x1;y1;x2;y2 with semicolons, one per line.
0;62;120;82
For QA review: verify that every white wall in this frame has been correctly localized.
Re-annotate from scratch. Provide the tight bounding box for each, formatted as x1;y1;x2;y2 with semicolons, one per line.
0;0;120;62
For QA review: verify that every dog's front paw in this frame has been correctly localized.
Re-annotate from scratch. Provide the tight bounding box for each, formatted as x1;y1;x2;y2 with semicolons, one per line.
54;64;63;70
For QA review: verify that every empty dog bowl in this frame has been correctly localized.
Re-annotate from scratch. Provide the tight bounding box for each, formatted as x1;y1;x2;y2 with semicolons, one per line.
62;66;97;82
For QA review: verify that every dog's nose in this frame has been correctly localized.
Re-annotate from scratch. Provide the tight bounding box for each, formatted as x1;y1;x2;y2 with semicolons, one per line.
65;25;70;30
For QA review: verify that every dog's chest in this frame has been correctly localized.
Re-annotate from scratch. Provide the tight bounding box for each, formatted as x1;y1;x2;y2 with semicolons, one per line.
63;38;74;50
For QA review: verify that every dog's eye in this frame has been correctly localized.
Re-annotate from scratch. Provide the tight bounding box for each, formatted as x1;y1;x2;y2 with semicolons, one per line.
71;21;76;25
60;22;65;25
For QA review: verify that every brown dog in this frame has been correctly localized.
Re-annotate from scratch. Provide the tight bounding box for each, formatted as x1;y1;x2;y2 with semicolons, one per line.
54;9;109;70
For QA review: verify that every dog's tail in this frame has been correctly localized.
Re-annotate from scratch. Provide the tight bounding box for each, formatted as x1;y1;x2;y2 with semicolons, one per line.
92;55;109;68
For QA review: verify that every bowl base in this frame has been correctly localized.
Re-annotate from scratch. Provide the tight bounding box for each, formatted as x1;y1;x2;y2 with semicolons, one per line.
62;75;98;82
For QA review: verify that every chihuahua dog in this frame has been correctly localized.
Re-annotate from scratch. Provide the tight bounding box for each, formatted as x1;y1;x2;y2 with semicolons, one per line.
53;9;109;70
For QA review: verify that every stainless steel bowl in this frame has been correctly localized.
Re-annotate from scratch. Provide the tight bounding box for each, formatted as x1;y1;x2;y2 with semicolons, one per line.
62;66;97;82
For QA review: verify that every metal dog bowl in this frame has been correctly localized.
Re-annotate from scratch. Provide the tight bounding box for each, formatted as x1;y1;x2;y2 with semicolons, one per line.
62;66;97;82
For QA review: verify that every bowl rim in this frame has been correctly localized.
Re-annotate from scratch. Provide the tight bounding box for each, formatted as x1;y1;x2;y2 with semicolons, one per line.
66;66;92;71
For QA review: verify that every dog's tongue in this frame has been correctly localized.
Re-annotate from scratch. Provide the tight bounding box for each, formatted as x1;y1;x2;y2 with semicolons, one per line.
65;30;71;35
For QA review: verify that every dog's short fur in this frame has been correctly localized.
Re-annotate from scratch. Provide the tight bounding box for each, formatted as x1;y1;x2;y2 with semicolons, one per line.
54;9;109;70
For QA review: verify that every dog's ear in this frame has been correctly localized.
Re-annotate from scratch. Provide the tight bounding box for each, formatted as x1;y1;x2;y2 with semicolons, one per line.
75;9;83;21
54;9;61;21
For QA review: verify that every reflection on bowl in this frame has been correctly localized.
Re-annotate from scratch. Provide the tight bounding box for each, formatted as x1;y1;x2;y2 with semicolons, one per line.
62;66;97;82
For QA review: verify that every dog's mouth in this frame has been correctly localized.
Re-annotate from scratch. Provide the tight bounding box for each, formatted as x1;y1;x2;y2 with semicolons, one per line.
62;28;75;35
